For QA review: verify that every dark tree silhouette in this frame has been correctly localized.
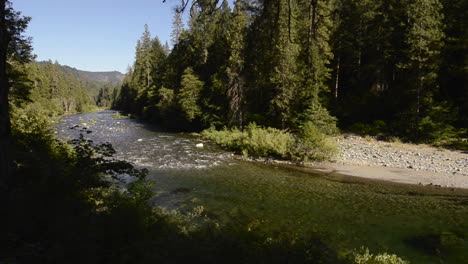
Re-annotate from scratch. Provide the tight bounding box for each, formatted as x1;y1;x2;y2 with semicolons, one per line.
0;0;33;186
0;0;12;186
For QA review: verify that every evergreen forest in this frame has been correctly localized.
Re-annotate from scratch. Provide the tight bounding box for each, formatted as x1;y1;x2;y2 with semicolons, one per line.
115;0;467;146
1;0;467;263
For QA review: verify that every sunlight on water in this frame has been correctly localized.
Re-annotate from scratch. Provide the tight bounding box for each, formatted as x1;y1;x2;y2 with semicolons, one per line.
58;111;468;264
57;110;233;170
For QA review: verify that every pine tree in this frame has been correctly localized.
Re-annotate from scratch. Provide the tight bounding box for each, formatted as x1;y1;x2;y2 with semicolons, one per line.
170;10;185;46
1;0;33;184
226;0;248;128
268;0;301;128
404;0;444;138
294;0;337;133
178;67;204;121
439;0;467;127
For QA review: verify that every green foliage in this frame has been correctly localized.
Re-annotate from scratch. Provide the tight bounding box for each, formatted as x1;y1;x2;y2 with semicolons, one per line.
110;0;467;149
155;87;175;117
349;120;387;137
11;104;53;139
114;1;338;135
67;127;148;189
201;122;338;161
202;124;293;158
351;247;409;264
226;0;248;128
96;83;119;108
417;107;457;145
8;110;345;263
291;122;339;162
110;112;132;119
16;61;96;116
179;67;204;121
243;123;293;158
300;103;339;135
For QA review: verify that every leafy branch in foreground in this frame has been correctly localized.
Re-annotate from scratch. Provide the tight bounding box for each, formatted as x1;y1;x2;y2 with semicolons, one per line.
67;126;148;190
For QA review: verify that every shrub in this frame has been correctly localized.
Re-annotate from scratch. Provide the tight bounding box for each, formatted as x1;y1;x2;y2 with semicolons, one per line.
291;122;338;162
201;126;246;151
243;123;293;158
348;120;387;136
201;124;294;159
300;104;339;135
352;247;409;264
201;122;338;161
417;115;456;146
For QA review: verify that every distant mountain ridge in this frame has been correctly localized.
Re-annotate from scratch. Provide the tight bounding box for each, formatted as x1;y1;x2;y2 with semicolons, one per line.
37;61;125;84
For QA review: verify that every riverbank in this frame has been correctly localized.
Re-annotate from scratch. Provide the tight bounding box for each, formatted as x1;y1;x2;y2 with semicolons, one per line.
248;134;468;189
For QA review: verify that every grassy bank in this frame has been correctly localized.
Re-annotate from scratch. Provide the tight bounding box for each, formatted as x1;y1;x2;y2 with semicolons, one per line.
201;122;338;162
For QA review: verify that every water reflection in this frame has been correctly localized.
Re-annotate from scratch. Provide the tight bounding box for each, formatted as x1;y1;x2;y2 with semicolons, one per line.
57;110;468;264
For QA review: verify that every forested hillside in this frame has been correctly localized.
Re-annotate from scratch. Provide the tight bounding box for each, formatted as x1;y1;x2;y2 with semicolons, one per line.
37;61;124;84
38;60;124;97
10;61;95;117
36;61;123;106
10;60;122;116
115;0;467;146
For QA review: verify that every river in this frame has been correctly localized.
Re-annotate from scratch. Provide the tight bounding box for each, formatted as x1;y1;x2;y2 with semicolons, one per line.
57;110;468;263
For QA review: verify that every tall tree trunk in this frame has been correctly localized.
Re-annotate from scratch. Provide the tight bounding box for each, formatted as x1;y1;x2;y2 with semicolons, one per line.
335;55;340;99
0;0;12;186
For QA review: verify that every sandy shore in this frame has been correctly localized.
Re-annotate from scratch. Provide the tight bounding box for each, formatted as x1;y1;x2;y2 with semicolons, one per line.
306;135;468;189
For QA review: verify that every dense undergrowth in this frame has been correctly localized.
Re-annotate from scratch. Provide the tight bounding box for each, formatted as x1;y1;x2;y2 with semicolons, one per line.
201;122;338;162
347;119;468;150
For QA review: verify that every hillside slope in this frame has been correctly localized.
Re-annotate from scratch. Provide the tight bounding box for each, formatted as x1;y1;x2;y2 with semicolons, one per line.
37;61;124;98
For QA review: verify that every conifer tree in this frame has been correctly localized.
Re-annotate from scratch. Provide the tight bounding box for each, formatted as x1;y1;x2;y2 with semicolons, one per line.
268;0;300;128
295;0;337;133
1;0;33;183
170;10;185;46
226;0;248;128
178;67;204;121
439;0;468;127
403;0;444;138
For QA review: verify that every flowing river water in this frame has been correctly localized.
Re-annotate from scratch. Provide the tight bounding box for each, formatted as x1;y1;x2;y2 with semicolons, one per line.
57;110;468;263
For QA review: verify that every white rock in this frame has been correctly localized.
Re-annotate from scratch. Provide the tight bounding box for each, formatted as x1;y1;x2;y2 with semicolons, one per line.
137;139;143;142
196;143;204;148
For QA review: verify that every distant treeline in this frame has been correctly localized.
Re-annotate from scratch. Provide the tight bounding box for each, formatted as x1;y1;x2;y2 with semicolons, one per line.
10;61;121;117
114;0;466;144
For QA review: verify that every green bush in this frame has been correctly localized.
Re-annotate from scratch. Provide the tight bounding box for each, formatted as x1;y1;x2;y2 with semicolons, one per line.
201;122;338;161
201;126;246;150
349;120;387;136
351;247;409;264
417;115;456;145
301;104;340;135
243;123;293;158
291;122;339;162
201;124;294;159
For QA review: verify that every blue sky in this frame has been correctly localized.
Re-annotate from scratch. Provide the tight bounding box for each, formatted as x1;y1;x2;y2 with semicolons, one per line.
12;0;181;73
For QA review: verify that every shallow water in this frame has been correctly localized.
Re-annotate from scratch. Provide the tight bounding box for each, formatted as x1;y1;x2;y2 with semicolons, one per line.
58;110;468;263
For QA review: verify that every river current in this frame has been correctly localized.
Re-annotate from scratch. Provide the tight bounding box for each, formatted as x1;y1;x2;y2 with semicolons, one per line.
57;110;468;263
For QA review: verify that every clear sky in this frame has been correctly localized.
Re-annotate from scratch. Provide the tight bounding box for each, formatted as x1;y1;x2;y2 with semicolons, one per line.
12;0;181;73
